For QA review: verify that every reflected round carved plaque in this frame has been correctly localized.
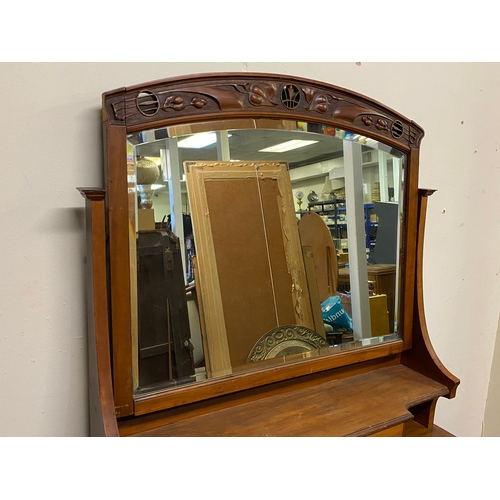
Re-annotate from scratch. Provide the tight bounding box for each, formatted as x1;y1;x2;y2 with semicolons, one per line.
247;325;329;363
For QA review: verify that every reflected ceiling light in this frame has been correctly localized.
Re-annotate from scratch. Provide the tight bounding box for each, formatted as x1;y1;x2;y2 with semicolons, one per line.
178;132;232;149
151;184;166;190
178;132;217;149
259;139;318;153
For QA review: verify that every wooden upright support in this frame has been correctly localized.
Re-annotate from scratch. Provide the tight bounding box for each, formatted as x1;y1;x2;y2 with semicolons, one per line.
78;188;119;437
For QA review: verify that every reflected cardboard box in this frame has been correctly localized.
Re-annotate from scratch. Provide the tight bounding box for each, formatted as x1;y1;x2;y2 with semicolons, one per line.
138;209;156;231
341;294;390;338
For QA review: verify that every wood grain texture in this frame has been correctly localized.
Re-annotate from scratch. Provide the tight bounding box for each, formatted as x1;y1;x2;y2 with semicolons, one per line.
127;364;448;437
78;189;119;436
403;420;454;437
401;147;420;350
104;121;134;417
301;246;326;338
401;189;460;397
133;339;404;417
102;72;423;152
120;355;402;435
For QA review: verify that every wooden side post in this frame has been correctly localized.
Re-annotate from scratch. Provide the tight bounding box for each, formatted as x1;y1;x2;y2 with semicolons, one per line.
78;188;119;437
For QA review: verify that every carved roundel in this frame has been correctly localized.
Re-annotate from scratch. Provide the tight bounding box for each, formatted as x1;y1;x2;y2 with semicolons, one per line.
391;120;404;139
136;90;160;116
281;84;301;109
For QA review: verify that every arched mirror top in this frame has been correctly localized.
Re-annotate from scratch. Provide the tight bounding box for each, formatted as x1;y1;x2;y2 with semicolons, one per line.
103;72;424;150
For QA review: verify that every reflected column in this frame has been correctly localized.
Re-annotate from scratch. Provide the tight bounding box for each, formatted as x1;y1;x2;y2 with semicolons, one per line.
161;138;186;281
343;140;372;340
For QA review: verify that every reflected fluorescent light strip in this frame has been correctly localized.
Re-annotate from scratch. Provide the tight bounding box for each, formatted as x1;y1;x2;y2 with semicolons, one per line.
151;184;166;190
178;132;217;149
259;139;318;153
178;132;232;149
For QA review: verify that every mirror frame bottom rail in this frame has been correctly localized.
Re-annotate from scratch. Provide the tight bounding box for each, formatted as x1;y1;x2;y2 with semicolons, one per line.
133;339;404;415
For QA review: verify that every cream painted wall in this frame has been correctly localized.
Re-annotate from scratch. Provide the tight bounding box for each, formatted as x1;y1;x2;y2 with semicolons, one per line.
484;316;500;435
1;62;499;436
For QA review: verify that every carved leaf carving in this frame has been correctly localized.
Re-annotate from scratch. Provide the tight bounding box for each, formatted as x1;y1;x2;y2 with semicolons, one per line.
362;116;373;126
376;119;389;132
161;94;209;112
306;93;329;114
152;87;244;114
191;97;208;109
235;82;279;107
302;88;339;114
164;95;187;111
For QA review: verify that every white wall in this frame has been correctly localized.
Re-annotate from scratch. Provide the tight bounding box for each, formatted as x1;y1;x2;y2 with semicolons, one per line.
1;62;499;436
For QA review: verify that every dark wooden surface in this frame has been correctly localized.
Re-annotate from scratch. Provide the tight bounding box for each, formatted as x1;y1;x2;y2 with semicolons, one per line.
132;342;403;416
78;189;119;437
104;119;134;417
401;190;460;398
124;364;448;437
403;420;454;437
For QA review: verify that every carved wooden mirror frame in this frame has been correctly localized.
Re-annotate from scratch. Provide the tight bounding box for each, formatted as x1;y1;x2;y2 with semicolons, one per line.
85;72;458;425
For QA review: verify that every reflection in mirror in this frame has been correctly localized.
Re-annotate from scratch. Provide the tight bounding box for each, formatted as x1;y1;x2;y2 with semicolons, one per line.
127;119;405;394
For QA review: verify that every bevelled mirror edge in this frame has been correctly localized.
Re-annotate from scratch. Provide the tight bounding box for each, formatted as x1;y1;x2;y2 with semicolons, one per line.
101;73;424;415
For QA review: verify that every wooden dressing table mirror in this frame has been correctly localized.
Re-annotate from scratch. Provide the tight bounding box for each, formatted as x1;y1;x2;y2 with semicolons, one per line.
79;72;459;436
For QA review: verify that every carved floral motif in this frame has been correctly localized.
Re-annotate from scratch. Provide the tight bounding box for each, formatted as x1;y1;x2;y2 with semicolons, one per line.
163;95;208;112
362;115;403;138
376;119;389;132
235;82;279;107
302;87;338;114
107;77;418;147
362;116;373;126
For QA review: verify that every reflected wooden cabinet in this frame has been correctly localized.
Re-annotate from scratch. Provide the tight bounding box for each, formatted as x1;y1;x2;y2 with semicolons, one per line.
79;72;459;436
339;264;396;328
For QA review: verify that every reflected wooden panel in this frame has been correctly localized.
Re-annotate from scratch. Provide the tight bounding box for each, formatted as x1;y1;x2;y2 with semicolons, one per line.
298;212;339;302
185;161;314;376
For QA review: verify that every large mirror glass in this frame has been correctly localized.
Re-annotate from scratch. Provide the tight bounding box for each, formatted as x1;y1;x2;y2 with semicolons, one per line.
126;118;405;394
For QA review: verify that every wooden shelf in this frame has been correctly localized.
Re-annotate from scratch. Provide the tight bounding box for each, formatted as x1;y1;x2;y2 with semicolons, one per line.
403;420;454;437
122;364;449;437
